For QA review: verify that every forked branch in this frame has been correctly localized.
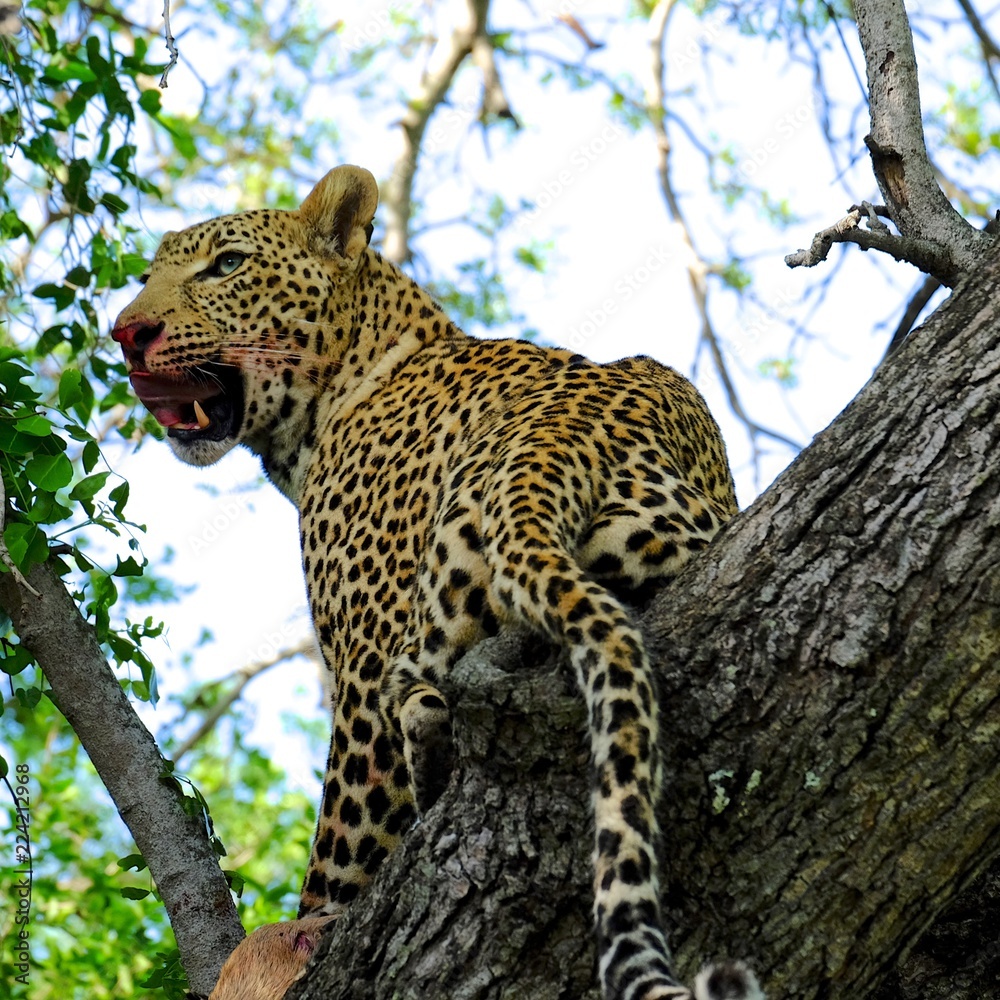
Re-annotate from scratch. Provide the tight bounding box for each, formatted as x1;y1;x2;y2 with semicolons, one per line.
382;0;515;263
787;0;996;284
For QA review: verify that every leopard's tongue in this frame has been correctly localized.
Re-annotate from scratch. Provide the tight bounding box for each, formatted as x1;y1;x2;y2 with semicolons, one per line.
152;405;184;427
129;372;219;428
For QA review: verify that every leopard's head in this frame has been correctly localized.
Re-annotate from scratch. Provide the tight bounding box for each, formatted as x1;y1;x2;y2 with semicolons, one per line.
112;165;378;468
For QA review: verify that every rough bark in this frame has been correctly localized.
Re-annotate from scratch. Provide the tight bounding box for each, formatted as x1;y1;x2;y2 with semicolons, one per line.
0;561;244;997
857;0;992;278
787;0;997;282
872;865;1000;1000
290;254;1000;999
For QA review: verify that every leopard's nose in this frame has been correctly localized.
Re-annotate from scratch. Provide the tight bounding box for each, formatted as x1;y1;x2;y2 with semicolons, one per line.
111;320;164;362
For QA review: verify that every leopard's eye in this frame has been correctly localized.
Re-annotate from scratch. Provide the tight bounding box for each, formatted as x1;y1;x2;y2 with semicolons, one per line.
211;252;246;277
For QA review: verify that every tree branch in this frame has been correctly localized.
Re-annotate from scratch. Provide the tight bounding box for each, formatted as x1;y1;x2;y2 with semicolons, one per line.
855;0;995;287
881;274;940;359
1;481;40;597
645;254;1000;996
382;0;511;264
792;0;996;283
171;638;319;763
158;0;178;88
0;560;243;996
954;0;1000;101
784;201;960;277
291;242;1000;1000
646;0;801;460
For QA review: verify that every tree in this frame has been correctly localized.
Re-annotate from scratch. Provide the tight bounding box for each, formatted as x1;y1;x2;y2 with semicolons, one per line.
2;0;1000;998
287;7;1000;994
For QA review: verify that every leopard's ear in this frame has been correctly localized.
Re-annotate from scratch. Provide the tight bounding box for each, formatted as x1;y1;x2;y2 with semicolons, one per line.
299;166;378;262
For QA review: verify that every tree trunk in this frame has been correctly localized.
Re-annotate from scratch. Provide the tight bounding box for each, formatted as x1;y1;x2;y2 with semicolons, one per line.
0;563;244;997
290;256;1000;1000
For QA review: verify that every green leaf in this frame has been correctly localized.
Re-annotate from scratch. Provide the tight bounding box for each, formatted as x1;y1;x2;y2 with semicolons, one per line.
120;887;151;900
109;480;130;516
25;453;73;490
0;359;37;403
32;282;76;311
82;439;100;473
59;368;83;409
0;426;36;456
155;113;198;161
100;191;129;214
26;492;73;525
114;555;145;577
138;89;162;115
99;379;134;411
117;853;148;872
3;523;48;568
65;264;91;287
0;643;33;676
70;471;110;501
86;35;111;78
90;571;118;612
63;157;96;214
14;414;52;436
0;209;31;240
15;687;41;709
42;59;97;84
25;131;61;172
224;870;246;896
73;547;95;571
123;253;149;278
36;324;70;356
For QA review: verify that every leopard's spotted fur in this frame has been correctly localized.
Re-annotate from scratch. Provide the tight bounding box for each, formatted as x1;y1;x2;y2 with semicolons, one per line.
113;166;758;1000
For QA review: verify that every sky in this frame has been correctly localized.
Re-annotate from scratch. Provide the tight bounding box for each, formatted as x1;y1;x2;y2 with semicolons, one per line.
99;0;989;797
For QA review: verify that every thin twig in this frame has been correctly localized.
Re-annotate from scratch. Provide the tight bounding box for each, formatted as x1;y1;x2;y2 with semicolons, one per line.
556;13;604;52
646;0;801;460
0;562;244;993
882;275;941;359
822;1;868;103
171;638;318;762
785;200;963;283
382;0;511;263
854;0;992;277
954;0;1000;101
158;0;178;88
0;476;40;598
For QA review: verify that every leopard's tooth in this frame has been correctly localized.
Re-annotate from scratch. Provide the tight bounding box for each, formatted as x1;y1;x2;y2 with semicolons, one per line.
193;400;211;429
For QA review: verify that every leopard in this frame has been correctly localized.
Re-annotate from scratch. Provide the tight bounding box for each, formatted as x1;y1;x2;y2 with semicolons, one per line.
112;165;761;1000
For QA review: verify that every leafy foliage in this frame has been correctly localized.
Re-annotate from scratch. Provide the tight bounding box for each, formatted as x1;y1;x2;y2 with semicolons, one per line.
1;0;999;994
0;5;318;993
0;688;319;997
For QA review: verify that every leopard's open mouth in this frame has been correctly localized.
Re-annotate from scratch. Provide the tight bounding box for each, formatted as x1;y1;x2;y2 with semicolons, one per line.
129;363;244;443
